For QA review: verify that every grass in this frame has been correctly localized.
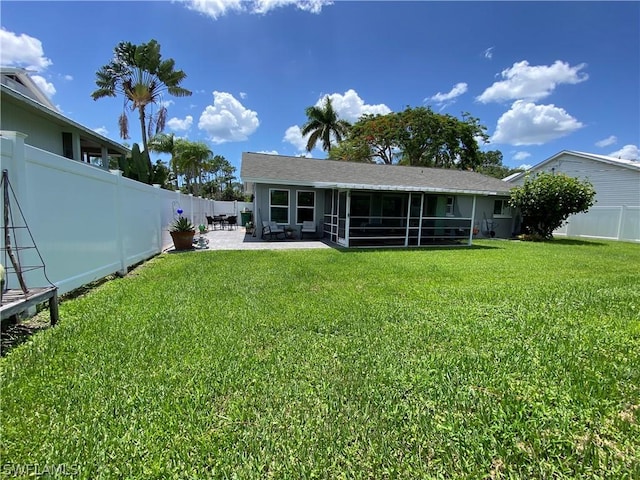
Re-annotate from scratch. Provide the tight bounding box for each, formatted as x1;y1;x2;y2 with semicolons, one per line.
1;239;639;479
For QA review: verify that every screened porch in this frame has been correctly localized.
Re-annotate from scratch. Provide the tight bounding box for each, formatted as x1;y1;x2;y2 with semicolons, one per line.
322;190;476;248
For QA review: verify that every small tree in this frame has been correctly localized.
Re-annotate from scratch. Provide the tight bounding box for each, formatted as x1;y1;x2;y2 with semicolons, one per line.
509;172;596;239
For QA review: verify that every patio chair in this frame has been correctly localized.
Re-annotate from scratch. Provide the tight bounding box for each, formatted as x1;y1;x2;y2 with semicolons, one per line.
262;221;285;240
226;215;238;230
205;215;215;231
301;221;316;239
212;215;224;230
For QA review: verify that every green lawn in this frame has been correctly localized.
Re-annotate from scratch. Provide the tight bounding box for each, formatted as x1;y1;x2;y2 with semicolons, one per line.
1;240;639;479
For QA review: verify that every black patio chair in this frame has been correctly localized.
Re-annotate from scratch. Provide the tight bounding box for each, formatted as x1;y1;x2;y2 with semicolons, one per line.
226;215;238;230
205;215;215;231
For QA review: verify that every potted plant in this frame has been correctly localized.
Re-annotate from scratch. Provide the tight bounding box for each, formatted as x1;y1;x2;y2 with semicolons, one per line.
284;226;295;239
169;209;195;251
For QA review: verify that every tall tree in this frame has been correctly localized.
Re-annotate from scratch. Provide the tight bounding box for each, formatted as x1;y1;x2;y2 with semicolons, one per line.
301;96;351;152
335;107;489;170
91;39;192;172
173;140;212;196
149;132;179;188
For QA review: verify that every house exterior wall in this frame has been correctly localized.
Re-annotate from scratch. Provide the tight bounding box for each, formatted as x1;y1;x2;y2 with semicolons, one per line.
251;181;513;245
1;100;66;156
252;183;325;234
509;152;639;242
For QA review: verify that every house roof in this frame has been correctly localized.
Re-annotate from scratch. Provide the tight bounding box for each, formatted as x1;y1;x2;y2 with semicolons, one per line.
0;67;58;110
241;152;512;196
505;150;640;183
1;71;129;156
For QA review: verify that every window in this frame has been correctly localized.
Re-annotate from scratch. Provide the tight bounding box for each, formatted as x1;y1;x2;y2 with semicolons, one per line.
493;199;511;218
296;190;315;223
270;189;289;223
445;196;455;216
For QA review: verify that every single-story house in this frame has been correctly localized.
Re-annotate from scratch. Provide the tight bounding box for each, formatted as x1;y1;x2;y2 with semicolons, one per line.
505;150;640;242
1;67;128;167
241;152;516;248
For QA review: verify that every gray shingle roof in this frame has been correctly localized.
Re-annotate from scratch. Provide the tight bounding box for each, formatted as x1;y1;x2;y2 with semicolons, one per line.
241;152;512;195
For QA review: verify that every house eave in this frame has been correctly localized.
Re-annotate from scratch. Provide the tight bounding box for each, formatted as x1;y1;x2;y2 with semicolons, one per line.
243;177;509;196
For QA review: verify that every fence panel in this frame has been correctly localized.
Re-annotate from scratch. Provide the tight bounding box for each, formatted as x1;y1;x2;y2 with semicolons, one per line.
1;133;216;296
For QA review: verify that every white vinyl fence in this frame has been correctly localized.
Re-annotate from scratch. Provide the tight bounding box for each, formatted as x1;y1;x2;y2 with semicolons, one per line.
1;132;250;296
554;206;639;242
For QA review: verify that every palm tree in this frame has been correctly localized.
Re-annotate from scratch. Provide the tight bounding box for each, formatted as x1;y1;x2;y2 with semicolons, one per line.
91;39;192;158
301;96;351;153
148;132;179;188
174;140;212;196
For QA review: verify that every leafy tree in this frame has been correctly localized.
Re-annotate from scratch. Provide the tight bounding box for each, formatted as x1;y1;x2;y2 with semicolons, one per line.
509;172;596;240
335;107;488;169
301;97;351;152
91;39;192;172
476;150;523;179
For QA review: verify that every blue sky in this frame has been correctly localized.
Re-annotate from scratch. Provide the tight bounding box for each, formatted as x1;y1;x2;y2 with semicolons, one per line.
2;1;639;175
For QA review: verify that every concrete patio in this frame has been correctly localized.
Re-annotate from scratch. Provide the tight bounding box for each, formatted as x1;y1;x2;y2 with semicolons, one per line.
168;226;333;252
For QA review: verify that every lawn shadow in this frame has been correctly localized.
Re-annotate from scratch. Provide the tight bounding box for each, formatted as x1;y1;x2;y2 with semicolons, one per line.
1;316;50;357
333;243;501;254
548;238;608;247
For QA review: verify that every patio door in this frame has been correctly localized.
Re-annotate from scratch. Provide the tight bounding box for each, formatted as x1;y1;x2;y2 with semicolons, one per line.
337;190;348;246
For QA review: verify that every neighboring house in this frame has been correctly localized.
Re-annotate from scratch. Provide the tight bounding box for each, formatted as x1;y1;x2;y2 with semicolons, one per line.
241;152;515;248
506;150;640;242
1;67;128;168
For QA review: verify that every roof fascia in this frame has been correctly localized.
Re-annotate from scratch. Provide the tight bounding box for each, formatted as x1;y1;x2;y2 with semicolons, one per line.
244;177;509;196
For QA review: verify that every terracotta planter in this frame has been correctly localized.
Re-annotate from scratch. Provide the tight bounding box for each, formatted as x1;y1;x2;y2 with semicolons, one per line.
170;230;195;251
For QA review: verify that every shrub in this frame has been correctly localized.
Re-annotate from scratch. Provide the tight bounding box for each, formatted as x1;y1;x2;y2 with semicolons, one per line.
509;172;596;239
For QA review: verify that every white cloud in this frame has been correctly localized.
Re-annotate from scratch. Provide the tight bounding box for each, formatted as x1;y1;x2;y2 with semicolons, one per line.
31;75;56;98
93;126;109;137
595;135;617;148
257;150;279;155
283;125;309;152
518;164;532;171
477;60;588;103
198;91;259;143
483;47;494;60
320;89;391;123
427;82;468;106
167;115;193;132
63;74;73;81
513;151;531;161
608;144;639;160
239;92;247;99
184;0;331;19
0;28;52;71
491;100;583;146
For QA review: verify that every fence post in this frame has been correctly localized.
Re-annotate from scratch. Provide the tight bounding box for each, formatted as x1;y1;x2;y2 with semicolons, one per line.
110;169;127;275
153;184;162;253
616;206;625;241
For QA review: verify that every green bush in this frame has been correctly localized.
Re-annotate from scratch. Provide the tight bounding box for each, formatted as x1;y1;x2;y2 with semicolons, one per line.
509;172;596;239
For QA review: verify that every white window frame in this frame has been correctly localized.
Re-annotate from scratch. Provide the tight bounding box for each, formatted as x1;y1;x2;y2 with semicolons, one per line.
269;188;289;224
493;199;512;218
445;196;455;216
296;190;316;224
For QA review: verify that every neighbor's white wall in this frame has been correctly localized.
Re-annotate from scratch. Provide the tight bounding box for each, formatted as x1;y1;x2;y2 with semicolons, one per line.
1;101;66;156
0;132;219;296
